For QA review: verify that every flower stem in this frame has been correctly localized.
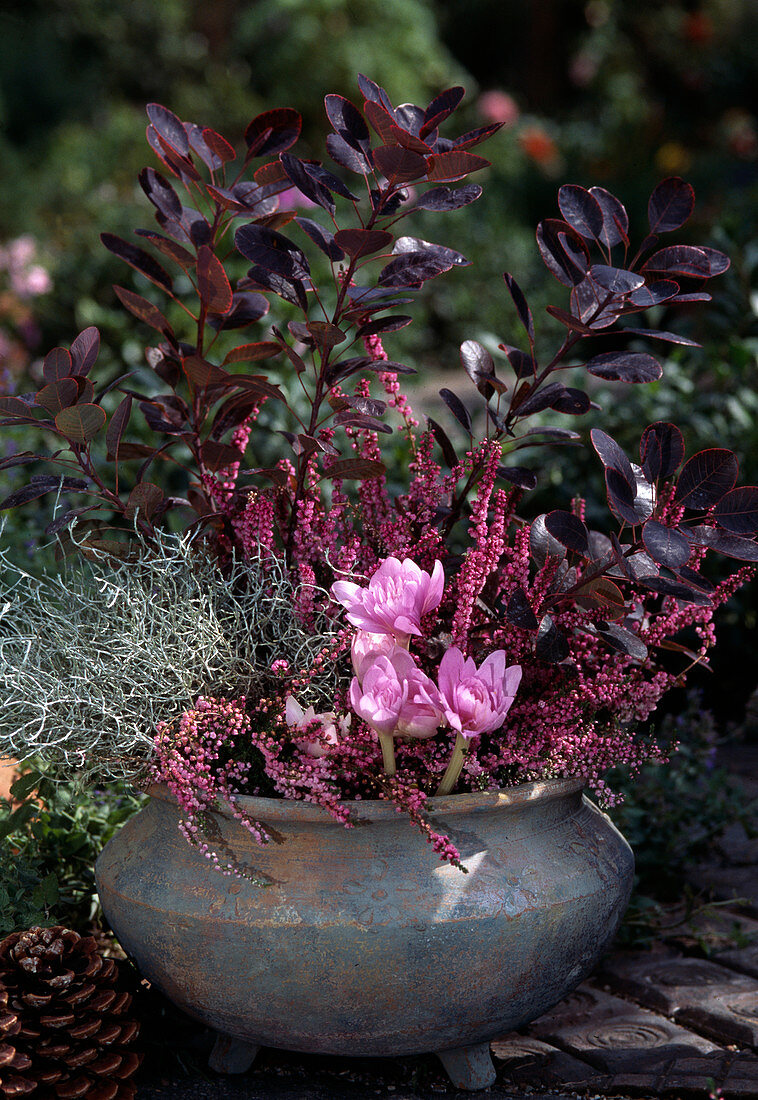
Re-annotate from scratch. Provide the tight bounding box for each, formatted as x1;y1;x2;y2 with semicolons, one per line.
436;733;468;796
378;732;396;777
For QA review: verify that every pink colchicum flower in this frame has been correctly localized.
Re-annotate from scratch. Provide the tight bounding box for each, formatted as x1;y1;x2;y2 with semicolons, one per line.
351;630;397;683
332;557;444;644
437;647;522;741
284;696;348;758
349;647;444;741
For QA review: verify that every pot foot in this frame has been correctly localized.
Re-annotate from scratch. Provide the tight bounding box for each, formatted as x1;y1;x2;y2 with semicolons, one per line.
208;1033;260;1074
437;1041;496;1091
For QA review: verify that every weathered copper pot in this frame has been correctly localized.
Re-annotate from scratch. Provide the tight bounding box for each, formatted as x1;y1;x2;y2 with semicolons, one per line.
95;777;633;1090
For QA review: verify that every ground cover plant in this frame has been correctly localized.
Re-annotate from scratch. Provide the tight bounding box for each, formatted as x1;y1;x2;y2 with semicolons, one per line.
0;76;756;873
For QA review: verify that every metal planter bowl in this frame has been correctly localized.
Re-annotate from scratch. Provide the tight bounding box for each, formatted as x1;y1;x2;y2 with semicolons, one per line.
95;777;633;1090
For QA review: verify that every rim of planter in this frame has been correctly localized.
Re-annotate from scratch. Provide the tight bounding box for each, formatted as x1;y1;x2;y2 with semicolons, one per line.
145;775;586;825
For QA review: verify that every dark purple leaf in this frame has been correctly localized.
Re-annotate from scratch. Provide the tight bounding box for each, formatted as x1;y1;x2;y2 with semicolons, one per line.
100;234;173;292
677;565;715;593
530;514;567;568
196;246;233;315
545;510;590;554
427;417;458;468
334;228;393;258
535;616;570;663
373;145;427;184
642;246;712;278
460;339;498;399
640;422;685;481
302;161;360;202
424;150;490;183
146;103;189;156
545;305;595;334
588;186;629;248
591;428;636;488
69;327;100;376
593;621;648;661
637;575;712;606
713;486;758;535
506;588;539;629
235;224;310;279
210;291;269;331
497;465;538;490
605;468;639;525
393;236;468;268
514;381;565;417
500;345;534;379
451;123;504;151
627;327;701;347
279;153;335;214
642;519;691;569
113;286;172;336
378;252;453;288
648;177;695;233
324;94;371;150
43;347;73;384
356;316;412;336
503;273;534;342
586;351;662;384
688;527;758;562
569;278;623;329
0;451;40;470
626;281;680;309
295;217;345;262
415;184;482;211
589;265;644;294
326;133;372;175
575;576;626;619
557;184;604;241
439;388;472;432
551;387;591;415
668;291;713;304
244;109;302;155
674;449;739;509
420;86;465;137
696;246;730;276
35;379;79;415
357;74;394;113
139;167;183;220
536;220;589;286
106;394;132;462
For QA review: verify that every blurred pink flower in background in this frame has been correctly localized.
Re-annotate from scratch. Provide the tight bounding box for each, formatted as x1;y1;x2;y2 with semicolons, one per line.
478;89;519;128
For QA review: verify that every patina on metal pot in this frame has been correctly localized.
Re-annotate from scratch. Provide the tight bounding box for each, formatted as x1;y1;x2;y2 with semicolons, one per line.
95;777;633;1091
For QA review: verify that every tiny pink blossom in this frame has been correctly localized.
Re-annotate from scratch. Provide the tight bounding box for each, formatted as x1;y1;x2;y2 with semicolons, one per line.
284;696;348;758
349;647;444;740
351;630;396;682
437;647;522;740
332;557;444;643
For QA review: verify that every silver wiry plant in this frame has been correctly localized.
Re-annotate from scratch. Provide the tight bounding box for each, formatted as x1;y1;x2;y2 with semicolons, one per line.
0;528;342;784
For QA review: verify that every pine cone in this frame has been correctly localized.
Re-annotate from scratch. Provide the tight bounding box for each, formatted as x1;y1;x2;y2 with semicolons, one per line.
0;927;141;1099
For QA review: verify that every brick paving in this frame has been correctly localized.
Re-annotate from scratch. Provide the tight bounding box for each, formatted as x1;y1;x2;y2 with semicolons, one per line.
135;742;758;1098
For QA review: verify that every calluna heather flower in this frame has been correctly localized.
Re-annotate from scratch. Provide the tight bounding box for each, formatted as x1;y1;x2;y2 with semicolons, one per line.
332;557;444;644
349;647;444;739
437;647;522;740
284;696;348;758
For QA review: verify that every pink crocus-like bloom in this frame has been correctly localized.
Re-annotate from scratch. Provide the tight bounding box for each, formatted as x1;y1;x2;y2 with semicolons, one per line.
332;557;444;643
351;630;396;683
349;647;444;740
284;696;348;758
437;647;522;740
